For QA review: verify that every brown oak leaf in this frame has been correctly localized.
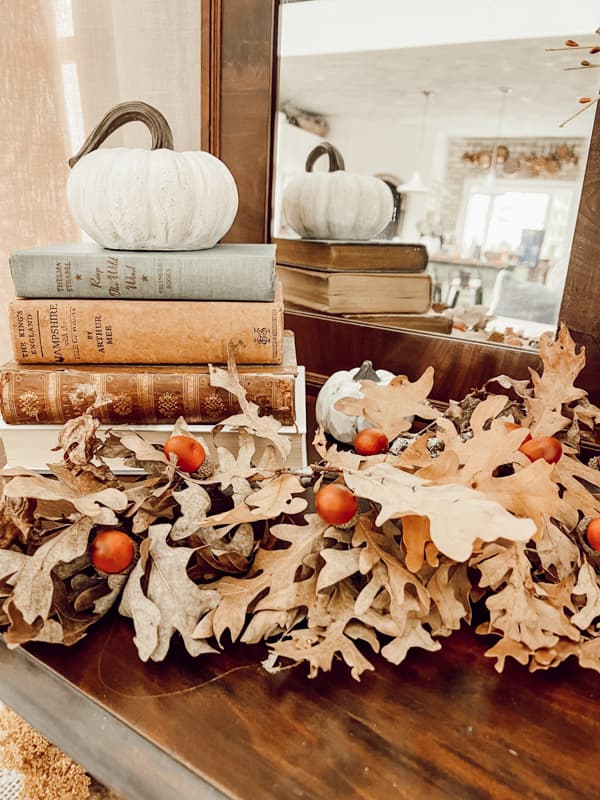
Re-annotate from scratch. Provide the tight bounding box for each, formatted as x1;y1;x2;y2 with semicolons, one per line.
199;429;259;491
571;559;600;631
3;474;127;521
56;413;101;466
266;580;378;680
197;474;307;528
334;366;441;440
8;517;94;625
344;464;535;562
524;325;587;437
170;483;211;541
119;524;219;662
208;342;292;462
425;561;471;636
198;515;328;646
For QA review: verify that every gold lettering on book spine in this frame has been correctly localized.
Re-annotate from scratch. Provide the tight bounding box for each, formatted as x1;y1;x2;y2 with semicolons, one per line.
0;368;296;426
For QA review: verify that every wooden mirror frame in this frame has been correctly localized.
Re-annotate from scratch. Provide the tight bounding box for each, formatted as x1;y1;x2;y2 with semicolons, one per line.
201;0;600;404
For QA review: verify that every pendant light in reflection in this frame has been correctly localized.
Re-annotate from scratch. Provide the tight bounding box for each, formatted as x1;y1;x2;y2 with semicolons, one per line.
486;87;512;188
399;90;432;194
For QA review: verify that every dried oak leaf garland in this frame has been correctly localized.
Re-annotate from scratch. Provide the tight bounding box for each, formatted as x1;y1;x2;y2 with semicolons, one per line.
1;327;600;679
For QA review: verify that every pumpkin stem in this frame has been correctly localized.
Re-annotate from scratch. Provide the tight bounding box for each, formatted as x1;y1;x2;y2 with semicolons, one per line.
353;360;381;382
68;101;174;168
305;142;346;173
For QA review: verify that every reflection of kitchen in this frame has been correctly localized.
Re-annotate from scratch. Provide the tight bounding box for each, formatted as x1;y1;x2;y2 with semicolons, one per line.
274;2;597;342
274;113;587;338
419;135;582;318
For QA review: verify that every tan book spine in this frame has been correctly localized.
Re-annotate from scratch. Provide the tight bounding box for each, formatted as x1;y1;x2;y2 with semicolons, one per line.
9;289;283;365
0;365;296;426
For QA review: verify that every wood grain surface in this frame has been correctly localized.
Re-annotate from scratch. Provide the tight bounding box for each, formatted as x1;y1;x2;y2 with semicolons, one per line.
24;613;600;800
201;0;279;244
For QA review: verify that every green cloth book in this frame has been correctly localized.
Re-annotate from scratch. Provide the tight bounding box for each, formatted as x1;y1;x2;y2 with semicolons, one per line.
9;243;276;301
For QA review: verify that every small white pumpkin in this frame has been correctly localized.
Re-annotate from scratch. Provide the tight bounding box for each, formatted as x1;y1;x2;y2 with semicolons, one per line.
316;361;395;443
283;142;393;240
67;101;238;251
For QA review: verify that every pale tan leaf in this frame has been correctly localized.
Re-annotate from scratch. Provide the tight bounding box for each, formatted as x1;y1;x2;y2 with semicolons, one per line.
56;413;101;465
204;429;258;490
266;581;376;680
354;563;387;616
525;325;587;436
393;433;436;470
425;562;471;636
483;638;532;672
415;450;460;482
483;375;532;399
11;517;94;624
571;560;600;630
469;395;510;433
119;524;219;661
198;474;307;528
205;522;255;557
204;515;328;645
0;550;28;582
350;517;430;648
105;429;169;465
380;617;441;664
473;459;561;529
577;637;600;671
241;609;298;644
485;587;578;651
317;548;361;592
3;474;128;518
535;517;579;581
470;541;526;590
209;344;292;461
426;405;530;486
313;428;363;471
170;483;211;541
529;640;580;672
253;443;282;471
334;367;441;440
32;619;65;644
572;397;600;429
345;464;535;562
552;457;600;519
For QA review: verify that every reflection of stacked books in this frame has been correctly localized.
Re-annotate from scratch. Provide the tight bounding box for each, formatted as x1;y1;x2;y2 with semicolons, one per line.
275;238;443;330
1;243;306;470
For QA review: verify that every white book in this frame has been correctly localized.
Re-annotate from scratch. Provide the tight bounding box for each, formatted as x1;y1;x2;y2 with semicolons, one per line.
0;369;307;473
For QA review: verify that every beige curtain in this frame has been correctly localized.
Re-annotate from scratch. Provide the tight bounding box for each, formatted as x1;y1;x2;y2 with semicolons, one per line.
0;0;201;363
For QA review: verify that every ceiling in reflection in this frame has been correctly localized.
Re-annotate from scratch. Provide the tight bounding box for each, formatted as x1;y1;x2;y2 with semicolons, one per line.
280;37;598;137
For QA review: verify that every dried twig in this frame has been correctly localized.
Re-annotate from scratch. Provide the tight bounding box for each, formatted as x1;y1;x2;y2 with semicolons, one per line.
559;96;600;128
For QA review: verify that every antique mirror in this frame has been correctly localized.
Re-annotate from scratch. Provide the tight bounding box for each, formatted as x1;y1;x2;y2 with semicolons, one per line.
201;0;600;403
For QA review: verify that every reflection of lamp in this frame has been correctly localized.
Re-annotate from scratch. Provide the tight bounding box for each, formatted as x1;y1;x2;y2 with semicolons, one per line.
399;90;432;194
486;87;512;187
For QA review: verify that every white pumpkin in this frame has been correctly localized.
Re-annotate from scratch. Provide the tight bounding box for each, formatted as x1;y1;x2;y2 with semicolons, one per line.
283;142;393;240
66;101;238;251
316;361;395;443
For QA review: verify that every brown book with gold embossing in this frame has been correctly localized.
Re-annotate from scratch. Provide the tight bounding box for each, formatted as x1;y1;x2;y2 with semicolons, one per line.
0;333;297;426
8;283;283;365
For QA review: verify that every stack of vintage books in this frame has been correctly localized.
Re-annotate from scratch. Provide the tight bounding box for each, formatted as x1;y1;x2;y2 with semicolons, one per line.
0;242;306;471
275;238;452;334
